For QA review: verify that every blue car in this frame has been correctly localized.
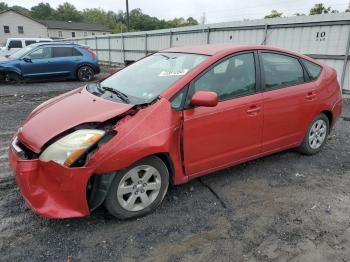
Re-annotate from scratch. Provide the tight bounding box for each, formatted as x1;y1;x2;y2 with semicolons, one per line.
0;42;100;83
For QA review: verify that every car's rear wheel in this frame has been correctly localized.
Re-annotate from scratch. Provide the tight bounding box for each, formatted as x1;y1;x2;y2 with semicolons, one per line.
297;113;329;155
104;156;169;219
77;65;94;82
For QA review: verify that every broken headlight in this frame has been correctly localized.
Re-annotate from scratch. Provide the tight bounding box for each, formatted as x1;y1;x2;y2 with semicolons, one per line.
39;129;105;167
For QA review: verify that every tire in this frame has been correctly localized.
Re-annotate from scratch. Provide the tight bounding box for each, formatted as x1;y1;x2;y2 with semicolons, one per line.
104;156;169;219
297;113;330;155
77;65;94;82
4;72;23;84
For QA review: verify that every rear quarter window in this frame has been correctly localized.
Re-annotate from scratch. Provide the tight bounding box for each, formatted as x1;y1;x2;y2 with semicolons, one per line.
53;47;75;57
302;59;322;80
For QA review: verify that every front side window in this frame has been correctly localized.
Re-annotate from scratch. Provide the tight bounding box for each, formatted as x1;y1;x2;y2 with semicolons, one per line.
193;53;256;100
302;59;322;80
261;52;304;90
72;32;76;37
4;25;10;33
100;52;208;102
28;47;52;60
9;46;33;59
18;26;24;34
8;40;22;49
58;31;63;38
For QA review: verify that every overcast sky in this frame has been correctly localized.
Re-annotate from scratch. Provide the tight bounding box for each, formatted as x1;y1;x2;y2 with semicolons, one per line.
4;0;350;23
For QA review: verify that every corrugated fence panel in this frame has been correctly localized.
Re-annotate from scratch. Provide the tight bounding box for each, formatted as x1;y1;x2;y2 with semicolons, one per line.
124;36;145;51
210;29;265;44
267;25;349;55
110;36;123;50
147;35;170;51
124;51;145;61
110;50;123;64
172;32;207;46
86;38;97;49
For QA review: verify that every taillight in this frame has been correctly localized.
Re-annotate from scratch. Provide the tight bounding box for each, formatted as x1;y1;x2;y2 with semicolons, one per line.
84;47;96;59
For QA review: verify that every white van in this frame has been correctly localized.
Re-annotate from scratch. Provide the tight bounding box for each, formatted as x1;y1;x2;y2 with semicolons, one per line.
0;38;53;57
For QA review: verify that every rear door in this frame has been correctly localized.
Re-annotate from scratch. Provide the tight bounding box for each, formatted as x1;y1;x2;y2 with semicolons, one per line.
182;52;263;177
50;46;83;77
259;51;318;153
20;46;53;78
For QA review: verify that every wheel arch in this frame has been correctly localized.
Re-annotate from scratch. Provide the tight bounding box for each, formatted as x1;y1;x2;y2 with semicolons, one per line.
321;110;333;127
87;152;176;211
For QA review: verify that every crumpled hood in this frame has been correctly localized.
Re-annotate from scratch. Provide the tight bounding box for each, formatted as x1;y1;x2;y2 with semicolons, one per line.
18;86;134;153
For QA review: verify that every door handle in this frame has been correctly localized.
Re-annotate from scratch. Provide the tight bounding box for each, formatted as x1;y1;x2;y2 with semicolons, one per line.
246;105;261;115
305;91;316;100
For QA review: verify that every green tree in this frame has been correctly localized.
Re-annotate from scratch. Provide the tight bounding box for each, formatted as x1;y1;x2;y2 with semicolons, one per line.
0;2;8;12
55;2;82;21
309;3;338;15
346;3;350;12
11;5;30;15
31;2;56;19
264;10;283;19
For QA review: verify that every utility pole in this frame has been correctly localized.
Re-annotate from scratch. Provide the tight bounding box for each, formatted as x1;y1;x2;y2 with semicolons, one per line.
126;0;130;32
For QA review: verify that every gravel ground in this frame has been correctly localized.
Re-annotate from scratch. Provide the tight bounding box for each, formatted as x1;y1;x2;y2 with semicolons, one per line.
0;80;350;262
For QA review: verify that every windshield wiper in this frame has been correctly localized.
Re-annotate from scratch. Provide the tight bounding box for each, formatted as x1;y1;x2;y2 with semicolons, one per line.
101;85;130;104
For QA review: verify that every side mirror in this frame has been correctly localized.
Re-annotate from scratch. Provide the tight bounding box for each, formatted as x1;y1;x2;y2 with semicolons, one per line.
190;90;218;107
23;56;32;63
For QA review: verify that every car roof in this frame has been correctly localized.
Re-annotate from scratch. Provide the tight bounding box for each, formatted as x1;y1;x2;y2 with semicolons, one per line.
161;44;306;58
28;42;83;48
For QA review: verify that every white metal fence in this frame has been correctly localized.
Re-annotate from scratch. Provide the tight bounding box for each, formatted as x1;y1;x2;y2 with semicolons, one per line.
64;13;350;93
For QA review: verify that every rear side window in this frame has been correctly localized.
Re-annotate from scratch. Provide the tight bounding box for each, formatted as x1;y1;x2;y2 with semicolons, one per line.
8;40;22;49
25;40;36;46
260;52;305;90
53;47;81;57
302;59;322;80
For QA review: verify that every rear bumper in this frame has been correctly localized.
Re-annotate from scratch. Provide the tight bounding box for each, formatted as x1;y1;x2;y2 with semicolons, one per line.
8;147;93;218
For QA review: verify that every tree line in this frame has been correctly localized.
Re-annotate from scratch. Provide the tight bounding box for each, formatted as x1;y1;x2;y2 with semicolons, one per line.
0;2;199;33
265;3;350;18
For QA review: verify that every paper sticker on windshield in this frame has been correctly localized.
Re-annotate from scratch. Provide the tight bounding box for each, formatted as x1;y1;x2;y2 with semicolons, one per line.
159;69;188;77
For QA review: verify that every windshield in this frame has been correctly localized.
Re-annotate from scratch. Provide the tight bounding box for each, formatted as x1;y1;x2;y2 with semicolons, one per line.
9;46;34;59
101;52;208;101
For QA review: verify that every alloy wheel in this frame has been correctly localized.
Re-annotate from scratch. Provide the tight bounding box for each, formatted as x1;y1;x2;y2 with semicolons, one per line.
78;66;94;81
308;119;327;149
117;165;162;212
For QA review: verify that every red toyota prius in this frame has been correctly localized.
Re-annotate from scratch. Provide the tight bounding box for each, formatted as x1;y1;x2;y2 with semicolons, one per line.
8;45;343;219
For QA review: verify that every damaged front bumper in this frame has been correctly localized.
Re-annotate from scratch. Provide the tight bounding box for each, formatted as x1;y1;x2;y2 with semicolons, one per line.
8;145;94;218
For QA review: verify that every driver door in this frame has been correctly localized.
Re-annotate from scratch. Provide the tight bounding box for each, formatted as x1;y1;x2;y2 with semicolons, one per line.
182;52;263;177
20;47;53;78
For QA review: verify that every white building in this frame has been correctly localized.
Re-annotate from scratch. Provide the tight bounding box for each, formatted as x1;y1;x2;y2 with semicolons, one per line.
0;9;111;44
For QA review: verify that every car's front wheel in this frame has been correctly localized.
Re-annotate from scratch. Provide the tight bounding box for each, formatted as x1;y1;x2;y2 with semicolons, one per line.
104;156;169;219
297;113;329;155
77;65;94;82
